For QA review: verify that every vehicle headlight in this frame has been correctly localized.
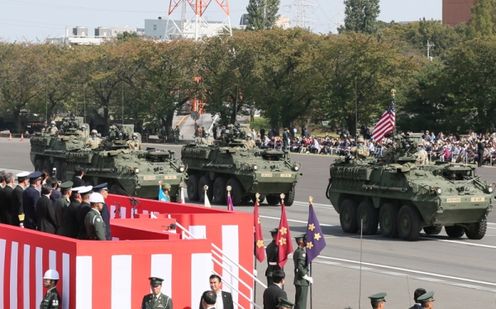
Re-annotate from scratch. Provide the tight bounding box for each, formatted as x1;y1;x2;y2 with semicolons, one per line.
178;166;185;172
253;165;258;171
488;187;493;193
293;165;300;171
435;188;442;195
134;168;140;174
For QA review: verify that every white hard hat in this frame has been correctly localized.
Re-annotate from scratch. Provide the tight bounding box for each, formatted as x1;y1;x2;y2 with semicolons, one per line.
50;121;56;125
91;129;97;134
89;192;104;204
43;269;60;280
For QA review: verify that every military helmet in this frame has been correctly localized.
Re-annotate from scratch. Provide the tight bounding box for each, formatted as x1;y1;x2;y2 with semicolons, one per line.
357;137;365;143
43;269;60;280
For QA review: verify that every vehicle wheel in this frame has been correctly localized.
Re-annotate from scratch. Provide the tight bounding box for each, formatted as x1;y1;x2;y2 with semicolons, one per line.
250;194;266;205
226;177;243;206
397;205;421;241
212;177;227;204
110;184;128;196
445;225;465;238
187;174;199;201
284;186;296;206
266;194;280;206
339;199;358;233
379;203;398;237
465;218;487;240
423;225;443;235
357;200;378;235
197;175;213;203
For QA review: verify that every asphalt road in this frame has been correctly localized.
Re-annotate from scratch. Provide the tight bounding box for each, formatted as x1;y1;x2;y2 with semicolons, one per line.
1;137;496;308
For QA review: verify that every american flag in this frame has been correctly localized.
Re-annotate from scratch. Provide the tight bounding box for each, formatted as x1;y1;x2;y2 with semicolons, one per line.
372;104;396;142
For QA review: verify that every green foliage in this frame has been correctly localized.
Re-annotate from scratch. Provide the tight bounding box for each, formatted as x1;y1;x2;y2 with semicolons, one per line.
340;0;380;34
246;0;280;30
469;0;496;36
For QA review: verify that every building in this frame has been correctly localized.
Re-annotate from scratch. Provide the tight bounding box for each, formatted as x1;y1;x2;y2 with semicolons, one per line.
47;26;140;45
144;17;229;40
443;0;475;26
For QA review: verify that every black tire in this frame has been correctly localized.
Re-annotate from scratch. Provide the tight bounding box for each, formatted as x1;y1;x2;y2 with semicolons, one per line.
339;199;358;233
445;225;465;238
465;218;487;240
212;177;227;204
226;177;243;206
198;175;212;203
266;194;280;206
423;225;443;235
397;205;421;241
284;186;296;206
379;203;398;237
357;200;378;235
110;183;128;196
187;174;199;201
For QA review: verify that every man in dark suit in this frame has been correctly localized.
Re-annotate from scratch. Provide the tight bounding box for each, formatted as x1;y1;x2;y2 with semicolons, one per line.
263;270;288;309
2;173;15;225
409;288;426;309
265;228;280;286
72;168;85;187
58;187;82;238
22;171;42;229
11;172;30;227
200;274;233;309
36;185;57;234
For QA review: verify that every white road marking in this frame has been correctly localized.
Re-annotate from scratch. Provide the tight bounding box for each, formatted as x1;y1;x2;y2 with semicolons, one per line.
422;238;496;249
315;255;496;288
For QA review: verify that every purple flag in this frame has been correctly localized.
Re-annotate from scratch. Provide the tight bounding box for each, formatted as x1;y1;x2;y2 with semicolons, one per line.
305;203;326;263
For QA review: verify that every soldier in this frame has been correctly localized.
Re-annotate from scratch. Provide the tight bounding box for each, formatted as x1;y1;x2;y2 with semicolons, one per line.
47;121;59;135
265;228;280;286
293;234;312;309
127;133;141;150
40;269;61;309
417;291;435;309
11;171;30;227
85;129;102;149
84;192;106;240
415;143;429;165
369;292;386;309
351;137;369;159
93;183;112;240
141;277;173;309
53;181;73;234
22;171;42;229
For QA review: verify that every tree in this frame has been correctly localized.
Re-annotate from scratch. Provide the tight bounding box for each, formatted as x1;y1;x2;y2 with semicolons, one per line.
340;0;380;34
469;0;496;36
319;33;420;134
245;0;280;30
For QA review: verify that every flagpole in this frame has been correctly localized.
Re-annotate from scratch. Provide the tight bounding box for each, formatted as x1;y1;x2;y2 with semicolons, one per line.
308;196;313;309
358;218;363;309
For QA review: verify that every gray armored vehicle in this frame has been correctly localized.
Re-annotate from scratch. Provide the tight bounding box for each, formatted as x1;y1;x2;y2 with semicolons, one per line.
181;130;301;206
326;134;493;240
30;118;186;200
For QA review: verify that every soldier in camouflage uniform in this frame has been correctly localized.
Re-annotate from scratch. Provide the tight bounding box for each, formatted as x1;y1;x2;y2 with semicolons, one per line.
293;234;312;309
84;192;106;240
40;269;60;309
141;277;173;309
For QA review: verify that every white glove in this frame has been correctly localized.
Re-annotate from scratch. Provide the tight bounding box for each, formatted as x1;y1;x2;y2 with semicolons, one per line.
303;275;313;284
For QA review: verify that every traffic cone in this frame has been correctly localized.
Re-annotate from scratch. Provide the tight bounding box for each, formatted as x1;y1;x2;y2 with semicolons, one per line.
20;133;24;142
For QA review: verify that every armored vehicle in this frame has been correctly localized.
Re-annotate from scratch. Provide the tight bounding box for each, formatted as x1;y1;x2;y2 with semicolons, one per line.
30;118;186;200
326;134;493;240
181;138;301;206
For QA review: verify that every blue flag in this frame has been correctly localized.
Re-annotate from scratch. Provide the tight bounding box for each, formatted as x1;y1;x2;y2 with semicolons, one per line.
305;203;326;263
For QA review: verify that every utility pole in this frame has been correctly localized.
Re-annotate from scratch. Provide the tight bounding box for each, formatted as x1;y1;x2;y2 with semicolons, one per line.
427;40;435;61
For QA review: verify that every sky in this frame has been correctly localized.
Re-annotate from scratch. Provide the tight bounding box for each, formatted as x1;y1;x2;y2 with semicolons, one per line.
0;0;442;42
